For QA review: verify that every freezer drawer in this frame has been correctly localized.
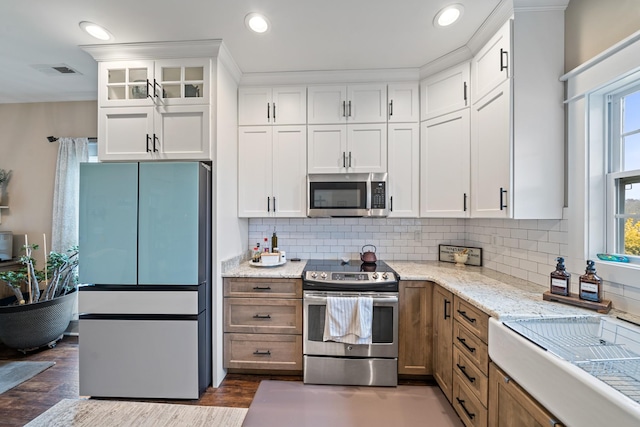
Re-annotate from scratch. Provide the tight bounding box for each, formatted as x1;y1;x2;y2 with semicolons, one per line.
79;288;203;315
79;315;205;399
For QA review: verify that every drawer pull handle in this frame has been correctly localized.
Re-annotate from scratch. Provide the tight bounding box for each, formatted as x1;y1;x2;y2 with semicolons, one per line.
253;286;272;291
444;299;451;319
456;363;476;383
457;337;476;353
457;309;477;324
456;397;475;420
253;314;272;319
253;350;271;356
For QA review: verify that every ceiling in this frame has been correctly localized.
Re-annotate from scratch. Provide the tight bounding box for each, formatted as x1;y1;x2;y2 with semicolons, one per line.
0;0;509;104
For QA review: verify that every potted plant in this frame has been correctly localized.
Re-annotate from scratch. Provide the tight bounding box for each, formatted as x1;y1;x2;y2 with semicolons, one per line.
0;243;79;353
0;168;10;203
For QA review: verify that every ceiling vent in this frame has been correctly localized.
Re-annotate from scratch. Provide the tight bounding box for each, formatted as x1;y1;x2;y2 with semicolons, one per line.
30;63;83;76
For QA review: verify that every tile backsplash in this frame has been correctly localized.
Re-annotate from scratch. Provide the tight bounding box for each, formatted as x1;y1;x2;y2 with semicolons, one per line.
248;217;640;315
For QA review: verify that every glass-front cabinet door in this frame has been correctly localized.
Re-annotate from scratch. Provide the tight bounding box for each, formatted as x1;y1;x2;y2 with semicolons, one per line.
99;60;154;107
154;58;209;106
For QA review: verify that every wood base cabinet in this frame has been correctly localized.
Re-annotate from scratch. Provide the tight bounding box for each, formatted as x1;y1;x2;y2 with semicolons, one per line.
398;281;433;376
223;278;302;373
489;363;564;427
432;284;454;401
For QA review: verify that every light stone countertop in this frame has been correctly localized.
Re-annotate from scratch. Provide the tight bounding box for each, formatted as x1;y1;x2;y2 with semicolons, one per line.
222;259;308;279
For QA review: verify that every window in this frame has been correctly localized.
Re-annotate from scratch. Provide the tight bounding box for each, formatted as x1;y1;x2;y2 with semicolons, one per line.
607;85;640;260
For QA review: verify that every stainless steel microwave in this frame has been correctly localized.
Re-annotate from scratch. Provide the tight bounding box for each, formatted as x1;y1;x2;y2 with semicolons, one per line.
307;173;388;217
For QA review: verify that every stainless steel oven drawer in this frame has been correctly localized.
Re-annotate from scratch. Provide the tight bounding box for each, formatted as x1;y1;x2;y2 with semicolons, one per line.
304;355;397;386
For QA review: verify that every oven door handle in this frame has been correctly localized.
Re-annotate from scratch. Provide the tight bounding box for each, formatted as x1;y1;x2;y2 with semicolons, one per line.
304;294;398;304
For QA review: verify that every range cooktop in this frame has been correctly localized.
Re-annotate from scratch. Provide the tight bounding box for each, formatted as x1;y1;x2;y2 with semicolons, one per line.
303;259;399;292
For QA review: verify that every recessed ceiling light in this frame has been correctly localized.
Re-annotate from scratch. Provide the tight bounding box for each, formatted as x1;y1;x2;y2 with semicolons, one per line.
244;13;270;34
434;4;464;28
79;21;113;41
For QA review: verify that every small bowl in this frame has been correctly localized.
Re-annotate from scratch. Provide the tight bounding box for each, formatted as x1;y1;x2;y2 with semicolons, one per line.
453;253;468;266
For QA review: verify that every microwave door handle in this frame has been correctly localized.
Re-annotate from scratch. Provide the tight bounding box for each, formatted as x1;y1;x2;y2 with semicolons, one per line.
366;179;372;210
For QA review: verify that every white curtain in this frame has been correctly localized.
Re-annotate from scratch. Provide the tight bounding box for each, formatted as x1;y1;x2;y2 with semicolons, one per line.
51;137;89;253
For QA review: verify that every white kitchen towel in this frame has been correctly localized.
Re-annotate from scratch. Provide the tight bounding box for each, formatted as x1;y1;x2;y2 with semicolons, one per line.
323;296;373;344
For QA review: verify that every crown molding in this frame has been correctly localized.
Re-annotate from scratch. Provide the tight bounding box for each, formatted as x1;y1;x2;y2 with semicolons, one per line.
81;39;223;62
217;42;242;85
419;46;473;80
239;68;420;86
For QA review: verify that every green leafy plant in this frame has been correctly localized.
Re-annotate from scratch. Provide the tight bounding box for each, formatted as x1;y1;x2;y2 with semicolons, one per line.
0;169;10;186
0;244;78;305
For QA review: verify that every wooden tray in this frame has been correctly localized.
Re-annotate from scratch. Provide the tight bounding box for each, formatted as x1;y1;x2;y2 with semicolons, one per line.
543;291;612;314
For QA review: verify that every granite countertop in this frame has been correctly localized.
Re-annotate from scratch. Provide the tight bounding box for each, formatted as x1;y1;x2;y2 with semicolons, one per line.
222;259;308;279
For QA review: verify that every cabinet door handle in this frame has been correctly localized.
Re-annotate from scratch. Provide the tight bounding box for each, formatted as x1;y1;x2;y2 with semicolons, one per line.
463;82;468;105
456;398;475;420
267;197;271;212
267;103;270;120
500;48;509;73
389;100;393;117
253;350;271;356
456;363;476;383
153;79;160;98
348;151;352;167
252;286;272;291
273;103;276;122
348;100;352;117
390;196;393;212
499;187;508;210
273;197;276;212
444;299;451;319
342;101;346;117
253;314;272;319
463;193;467;212
456;337;476;353
343;152;346;167
146;134;151;152
146;79;152;99
457;309;477;324
153;134;159;152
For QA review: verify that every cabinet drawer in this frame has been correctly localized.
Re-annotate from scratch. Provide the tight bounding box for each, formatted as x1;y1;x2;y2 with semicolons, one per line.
453;373;488;427
454;297;489;343
225;298;302;334
454;321;489;376
224;278;302;298
453;345;488;407
224;333;302;371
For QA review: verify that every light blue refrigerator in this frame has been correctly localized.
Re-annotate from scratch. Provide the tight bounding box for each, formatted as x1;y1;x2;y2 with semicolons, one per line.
78;161;211;399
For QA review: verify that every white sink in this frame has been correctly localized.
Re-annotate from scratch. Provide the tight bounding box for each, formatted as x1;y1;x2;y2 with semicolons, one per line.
489;317;640;427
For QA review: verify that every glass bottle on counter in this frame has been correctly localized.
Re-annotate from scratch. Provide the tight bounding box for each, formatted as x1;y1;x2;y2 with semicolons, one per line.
271;228;278;252
579;260;602;302
263;237;269;253
550;257;571;296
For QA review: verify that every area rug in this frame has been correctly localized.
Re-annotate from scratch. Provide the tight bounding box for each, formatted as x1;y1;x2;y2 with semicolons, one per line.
25;399;248;427
243;380;464;427
0;361;55;394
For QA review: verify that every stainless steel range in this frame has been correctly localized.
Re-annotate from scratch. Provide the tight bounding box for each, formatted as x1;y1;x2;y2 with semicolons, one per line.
302;259;399;387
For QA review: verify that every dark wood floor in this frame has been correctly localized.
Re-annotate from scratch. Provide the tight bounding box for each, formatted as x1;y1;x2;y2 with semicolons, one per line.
0;336;300;426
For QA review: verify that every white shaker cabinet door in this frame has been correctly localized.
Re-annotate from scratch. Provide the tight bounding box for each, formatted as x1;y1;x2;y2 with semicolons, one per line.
272;87;307;125
472;20;512;104
388;123;419;217
238;126;274;217
98;106;154;161
154;105;210;160
471;80;511;218
308;85;347;124
238;87;271;125
388;83;420;123
420;109;470;218
307;125;347;174
346;124;387;173
421;62;470;121
347;83;387;123
272;126;307;217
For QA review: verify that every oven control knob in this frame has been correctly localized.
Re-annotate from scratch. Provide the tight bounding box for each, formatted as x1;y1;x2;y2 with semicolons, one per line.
372;272;379;279
382;272;389;280
311;272;317;279
320;272;327;279
347;345;353;351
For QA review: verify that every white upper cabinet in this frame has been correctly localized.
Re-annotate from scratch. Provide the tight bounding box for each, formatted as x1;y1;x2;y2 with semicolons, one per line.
421;109;470;218
388;123;420;217
308;84;387;124
471;21;511;104
238;126;307;218
238;86;306;125
421;62;470;121
470;10;565;219
307;124;387;174
388;83;419;123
